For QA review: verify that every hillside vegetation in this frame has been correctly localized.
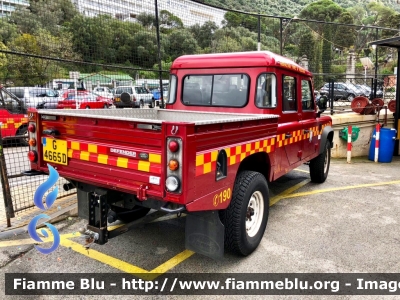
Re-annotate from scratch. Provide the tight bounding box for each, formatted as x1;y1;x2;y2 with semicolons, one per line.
202;0;400;19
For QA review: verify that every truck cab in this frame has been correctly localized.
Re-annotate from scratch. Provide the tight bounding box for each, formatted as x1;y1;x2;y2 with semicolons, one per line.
166;51;331;180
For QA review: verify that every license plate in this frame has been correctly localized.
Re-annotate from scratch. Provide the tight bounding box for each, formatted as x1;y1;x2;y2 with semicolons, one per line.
42;137;68;165
115;97;120;102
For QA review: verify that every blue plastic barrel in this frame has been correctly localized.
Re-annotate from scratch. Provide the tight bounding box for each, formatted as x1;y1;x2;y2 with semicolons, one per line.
368;128;397;162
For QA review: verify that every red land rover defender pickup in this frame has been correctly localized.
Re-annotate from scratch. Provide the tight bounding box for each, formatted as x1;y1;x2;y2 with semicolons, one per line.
25;51;333;259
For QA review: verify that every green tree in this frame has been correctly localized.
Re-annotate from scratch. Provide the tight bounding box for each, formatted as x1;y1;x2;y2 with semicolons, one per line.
0;42;8;81
366;2;397;27
10;0;78;35
334;11;356;50
159;10;183;33
322;22;333;76
298;30;316;71
166;29;198;61
132;32;160;68
0;19;18;44
299;0;343;21
136;12;156;29
189;21;218;49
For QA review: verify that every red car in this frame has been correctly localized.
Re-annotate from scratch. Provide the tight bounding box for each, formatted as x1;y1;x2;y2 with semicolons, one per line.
58;91;113;109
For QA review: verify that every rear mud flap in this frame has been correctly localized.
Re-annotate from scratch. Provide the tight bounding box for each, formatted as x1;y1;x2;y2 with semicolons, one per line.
185;211;224;260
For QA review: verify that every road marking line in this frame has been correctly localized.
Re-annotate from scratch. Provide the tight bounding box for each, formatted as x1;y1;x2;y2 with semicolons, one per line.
278;180;400;200
270;179;310;206
149;250;195;276
60;237;149;274
0;238;37;247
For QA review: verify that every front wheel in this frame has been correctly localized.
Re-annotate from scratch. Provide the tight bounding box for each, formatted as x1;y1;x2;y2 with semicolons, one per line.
309;140;331;183
220;171;269;256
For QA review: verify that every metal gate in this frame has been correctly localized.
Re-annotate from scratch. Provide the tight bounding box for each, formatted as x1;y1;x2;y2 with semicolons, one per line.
0;131;76;227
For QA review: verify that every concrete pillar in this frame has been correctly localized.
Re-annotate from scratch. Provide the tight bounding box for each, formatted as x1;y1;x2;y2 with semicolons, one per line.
346;49;355;81
299;55;309;70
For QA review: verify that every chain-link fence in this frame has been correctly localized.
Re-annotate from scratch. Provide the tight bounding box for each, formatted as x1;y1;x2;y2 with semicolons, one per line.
0;0;399;224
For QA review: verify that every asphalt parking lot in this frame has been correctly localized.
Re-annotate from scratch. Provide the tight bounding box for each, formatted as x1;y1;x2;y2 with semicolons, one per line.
1;156;400;299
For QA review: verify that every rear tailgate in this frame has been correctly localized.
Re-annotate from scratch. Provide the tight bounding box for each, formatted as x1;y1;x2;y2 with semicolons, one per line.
34;110;165;199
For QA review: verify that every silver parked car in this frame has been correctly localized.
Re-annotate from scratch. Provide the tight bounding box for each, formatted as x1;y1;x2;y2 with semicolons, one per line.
6;87;62;109
113;86;155;108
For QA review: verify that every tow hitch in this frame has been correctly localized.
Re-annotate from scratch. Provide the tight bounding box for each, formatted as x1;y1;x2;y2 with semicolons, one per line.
81;192;168;247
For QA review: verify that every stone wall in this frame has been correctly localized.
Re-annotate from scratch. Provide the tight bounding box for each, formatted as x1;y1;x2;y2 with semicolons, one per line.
330;112;396;158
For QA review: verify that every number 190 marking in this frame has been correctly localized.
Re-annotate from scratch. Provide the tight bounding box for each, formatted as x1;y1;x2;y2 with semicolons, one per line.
213;188;231;207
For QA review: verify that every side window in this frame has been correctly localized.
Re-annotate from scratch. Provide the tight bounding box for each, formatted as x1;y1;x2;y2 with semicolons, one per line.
0;89;24;113
182;74;249;107
301;80;314;111
11;88;24;99
256;73;277;108
282;76;297;111
167;75;177;104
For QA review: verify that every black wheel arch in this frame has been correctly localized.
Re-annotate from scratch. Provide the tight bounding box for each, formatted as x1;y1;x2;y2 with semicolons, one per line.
319;126;334;155
237;152;271;183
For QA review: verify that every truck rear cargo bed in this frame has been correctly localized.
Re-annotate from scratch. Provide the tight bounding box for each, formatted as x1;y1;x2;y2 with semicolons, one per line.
37;108;279;125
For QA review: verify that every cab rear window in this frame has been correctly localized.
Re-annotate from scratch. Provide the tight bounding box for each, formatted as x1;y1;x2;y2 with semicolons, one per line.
182;74;249;107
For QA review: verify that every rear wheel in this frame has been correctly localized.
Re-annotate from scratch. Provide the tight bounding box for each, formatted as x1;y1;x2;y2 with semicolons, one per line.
103;104;108;109
85;106;90;109
139;100;144;108
111;206;150;223
309;140;331;183
220;171;269;256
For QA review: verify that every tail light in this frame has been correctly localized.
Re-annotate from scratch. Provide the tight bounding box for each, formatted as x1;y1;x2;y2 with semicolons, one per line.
29;138;36;147
28;124;36;133
28;150;38;162
168;159;179;171
166;137;182;193
168;140;179;152
28;120;38;163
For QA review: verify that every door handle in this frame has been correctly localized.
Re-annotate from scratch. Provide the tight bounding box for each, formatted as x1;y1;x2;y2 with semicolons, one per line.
285;133;292;139
304;129;310;134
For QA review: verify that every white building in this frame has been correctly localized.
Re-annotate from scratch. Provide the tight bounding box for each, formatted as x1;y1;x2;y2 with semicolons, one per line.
0;0;29;17
72;0;226;27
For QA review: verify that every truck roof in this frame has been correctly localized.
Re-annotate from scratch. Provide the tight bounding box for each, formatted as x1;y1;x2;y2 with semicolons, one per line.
171;51;312;76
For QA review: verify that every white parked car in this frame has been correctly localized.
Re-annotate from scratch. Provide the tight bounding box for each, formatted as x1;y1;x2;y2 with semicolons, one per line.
92;86;114;100
113;86;155;108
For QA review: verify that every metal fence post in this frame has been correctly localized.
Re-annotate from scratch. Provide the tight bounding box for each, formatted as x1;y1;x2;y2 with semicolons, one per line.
0;129;14;227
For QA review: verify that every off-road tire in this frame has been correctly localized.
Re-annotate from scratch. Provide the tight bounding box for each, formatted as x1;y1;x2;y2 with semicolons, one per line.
220;171;269;256
309;140;331;183
120;92;132;106
112;206;150;223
